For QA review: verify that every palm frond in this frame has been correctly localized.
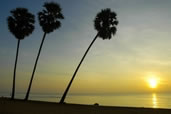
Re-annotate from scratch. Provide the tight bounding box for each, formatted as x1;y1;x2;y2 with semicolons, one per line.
7;8;35;40
38;2;64;33
94;8;118;40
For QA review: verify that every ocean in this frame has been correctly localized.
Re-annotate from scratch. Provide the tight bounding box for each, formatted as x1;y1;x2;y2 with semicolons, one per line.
1;92;171;109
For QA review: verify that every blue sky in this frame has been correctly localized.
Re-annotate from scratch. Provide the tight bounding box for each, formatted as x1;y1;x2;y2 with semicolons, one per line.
1;0;171;96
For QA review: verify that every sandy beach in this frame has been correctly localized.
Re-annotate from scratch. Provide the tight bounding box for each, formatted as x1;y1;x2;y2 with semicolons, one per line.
0;97;171;114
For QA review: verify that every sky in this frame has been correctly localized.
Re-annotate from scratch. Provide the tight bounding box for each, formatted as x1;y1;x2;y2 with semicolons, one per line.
0;0;171;96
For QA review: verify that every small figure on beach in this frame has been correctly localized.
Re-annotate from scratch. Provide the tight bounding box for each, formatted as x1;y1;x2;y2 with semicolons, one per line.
94;103;99;106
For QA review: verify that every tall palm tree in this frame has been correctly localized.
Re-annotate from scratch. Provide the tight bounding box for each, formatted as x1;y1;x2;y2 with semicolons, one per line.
60;8;118;103
25;2;64;100
7;8;35;100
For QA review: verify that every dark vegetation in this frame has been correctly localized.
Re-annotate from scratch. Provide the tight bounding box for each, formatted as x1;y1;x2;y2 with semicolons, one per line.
7;1;118;102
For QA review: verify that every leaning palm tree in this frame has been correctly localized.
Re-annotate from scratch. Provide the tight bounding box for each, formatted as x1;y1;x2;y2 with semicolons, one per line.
7;8;35;100
60;8;118;103
25;2;64;100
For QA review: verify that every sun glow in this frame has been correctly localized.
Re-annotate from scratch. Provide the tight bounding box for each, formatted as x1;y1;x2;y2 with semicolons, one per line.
148;77;158;88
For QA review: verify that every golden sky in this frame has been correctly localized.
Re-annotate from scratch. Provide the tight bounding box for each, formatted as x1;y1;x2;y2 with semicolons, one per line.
1;0;171;95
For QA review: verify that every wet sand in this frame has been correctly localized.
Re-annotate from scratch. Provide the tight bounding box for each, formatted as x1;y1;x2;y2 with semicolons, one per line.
0;97;171;114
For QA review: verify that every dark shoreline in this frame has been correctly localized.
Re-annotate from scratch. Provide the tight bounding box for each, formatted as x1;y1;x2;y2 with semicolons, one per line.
1;97;171;114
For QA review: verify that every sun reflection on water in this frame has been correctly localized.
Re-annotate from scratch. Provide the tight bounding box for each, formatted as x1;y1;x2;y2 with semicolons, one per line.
152;93;158;108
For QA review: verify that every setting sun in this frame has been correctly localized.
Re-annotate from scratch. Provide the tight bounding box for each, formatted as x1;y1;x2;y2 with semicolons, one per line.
148;78;158;88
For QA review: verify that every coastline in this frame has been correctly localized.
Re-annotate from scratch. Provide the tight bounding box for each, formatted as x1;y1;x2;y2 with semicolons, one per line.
1;97;171;114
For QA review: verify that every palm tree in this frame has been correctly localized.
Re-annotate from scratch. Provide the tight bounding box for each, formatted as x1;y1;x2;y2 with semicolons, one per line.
60;8;118;103
7;8;35;100
25;2;64;100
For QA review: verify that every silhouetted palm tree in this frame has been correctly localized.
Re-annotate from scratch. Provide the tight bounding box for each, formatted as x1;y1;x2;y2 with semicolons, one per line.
25;2;64;100
7;8;35;100
60;8;118;103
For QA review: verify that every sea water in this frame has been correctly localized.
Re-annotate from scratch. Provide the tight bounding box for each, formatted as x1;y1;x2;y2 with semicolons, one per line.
1;92;171;109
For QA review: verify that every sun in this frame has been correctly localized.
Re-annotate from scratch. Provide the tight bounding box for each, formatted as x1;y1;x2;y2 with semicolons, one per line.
148;77;158;88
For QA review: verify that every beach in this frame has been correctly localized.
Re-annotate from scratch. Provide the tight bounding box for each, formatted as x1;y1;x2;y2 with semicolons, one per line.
1;97;171;114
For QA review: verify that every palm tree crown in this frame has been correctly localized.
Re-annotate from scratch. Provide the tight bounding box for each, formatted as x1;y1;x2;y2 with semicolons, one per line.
38;2;64;33
94;8;118;40
8;8;35;40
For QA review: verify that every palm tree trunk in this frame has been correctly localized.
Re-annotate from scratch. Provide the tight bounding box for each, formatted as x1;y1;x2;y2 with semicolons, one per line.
60;33;99;103
11;39;20;100
25;32;46;100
